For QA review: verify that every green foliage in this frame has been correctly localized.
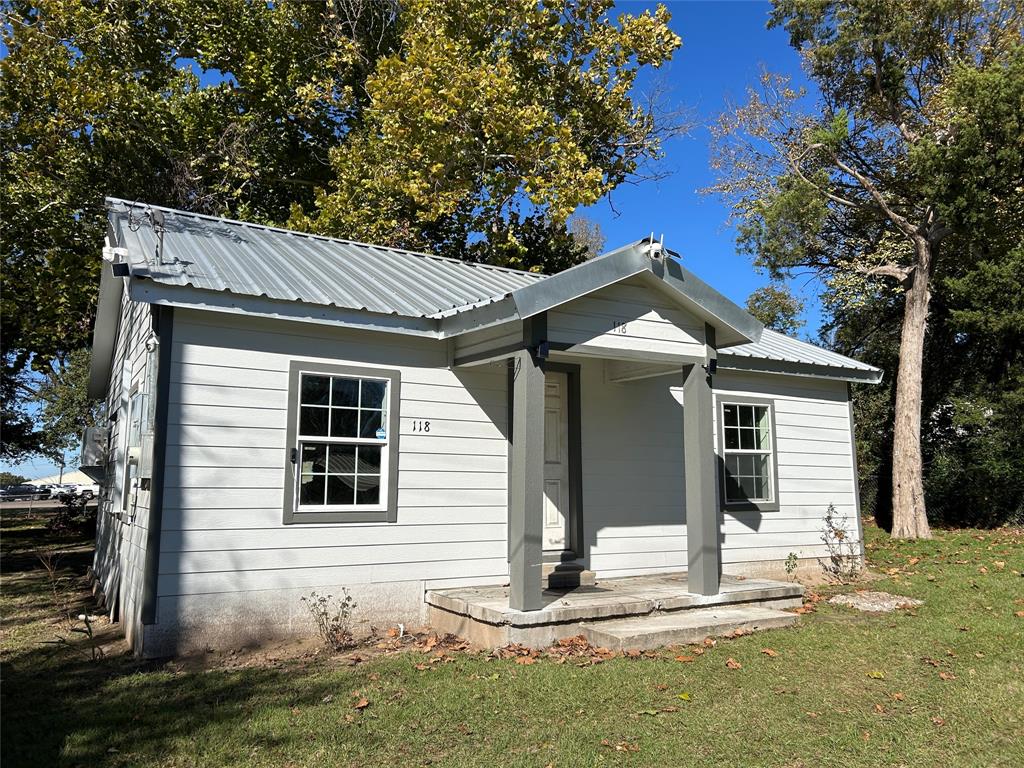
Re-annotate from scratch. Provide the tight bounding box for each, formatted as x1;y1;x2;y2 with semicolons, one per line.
34;349;104;460
745;282;806;336
299;0;681;259
0;472;29;487
2;0;682;458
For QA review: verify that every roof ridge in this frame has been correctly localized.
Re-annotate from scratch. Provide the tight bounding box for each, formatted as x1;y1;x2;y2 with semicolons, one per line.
104;197;548;281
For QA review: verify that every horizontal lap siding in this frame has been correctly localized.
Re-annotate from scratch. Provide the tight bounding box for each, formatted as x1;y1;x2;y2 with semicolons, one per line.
93;285;155;649
548;279;705;359
579;364;860;578
158;310;509;601
580;358;687;575
715;371;861;566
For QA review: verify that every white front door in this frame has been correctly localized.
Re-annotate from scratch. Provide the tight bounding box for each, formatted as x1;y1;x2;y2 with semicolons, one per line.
543;371;570;551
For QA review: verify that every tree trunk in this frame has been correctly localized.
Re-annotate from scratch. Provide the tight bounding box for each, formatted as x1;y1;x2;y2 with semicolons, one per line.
890;238;933;539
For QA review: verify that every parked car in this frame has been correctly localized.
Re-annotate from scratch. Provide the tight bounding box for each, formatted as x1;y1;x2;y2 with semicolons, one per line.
0;484;50;501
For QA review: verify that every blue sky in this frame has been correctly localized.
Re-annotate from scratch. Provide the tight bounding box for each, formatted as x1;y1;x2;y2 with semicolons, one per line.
4;1;818;481
580;0;819;328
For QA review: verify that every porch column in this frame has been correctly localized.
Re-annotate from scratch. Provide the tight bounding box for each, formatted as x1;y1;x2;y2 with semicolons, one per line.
508;345;546;611
683;324;720;596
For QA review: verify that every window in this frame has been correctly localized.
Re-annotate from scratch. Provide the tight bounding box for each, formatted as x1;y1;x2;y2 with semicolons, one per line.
718;399;778;511
284;362;400;524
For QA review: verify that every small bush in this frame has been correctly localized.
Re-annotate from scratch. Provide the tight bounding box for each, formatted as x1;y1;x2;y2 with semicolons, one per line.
819;504;861;583
301;589;357;651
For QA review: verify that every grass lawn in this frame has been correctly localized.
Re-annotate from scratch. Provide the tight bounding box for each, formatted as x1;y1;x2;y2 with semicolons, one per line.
2;511;1022;768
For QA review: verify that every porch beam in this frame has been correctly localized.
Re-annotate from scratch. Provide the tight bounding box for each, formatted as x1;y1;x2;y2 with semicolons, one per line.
508;319;547;611
683;324;720;596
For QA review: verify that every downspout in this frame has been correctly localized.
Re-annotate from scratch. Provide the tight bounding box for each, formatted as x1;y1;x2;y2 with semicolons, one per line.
139;305;173;637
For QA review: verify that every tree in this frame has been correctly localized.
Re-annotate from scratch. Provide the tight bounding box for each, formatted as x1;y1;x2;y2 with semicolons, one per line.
709;0;1024;538
569;216;607;259
2;0;681;457
294;0;682;265
0;472;29;487
746;283;805;336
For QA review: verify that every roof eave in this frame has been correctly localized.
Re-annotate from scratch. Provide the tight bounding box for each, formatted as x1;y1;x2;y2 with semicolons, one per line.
127;279;443;338
87;258;124;399
717;353;884;384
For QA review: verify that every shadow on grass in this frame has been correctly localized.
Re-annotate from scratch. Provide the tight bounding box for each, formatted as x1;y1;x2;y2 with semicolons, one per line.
1;638;357;767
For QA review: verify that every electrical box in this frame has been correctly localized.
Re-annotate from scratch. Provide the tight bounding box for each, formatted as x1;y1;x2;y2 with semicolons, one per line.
80;426;110;469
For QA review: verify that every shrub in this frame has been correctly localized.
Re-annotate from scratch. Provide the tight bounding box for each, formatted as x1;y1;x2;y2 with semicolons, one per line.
301;589;357;651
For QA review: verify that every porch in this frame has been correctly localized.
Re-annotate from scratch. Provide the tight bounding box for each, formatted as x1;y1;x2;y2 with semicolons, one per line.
426;573;803;650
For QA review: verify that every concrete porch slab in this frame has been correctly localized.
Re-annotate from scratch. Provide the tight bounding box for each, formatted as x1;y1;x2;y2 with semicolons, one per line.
580;606;798;651
426;572;803;648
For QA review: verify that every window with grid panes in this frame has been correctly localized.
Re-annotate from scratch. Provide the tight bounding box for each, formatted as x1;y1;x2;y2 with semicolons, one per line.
296;372;390;510
720;401;775;504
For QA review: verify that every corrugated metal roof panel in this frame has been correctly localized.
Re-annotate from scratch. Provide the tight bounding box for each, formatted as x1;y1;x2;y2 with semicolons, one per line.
106;199;880;381
107;198;542;318
721;329;881;376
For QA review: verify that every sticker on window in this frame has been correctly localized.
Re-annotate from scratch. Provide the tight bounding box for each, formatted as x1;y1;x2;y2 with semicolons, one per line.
375;427;386;439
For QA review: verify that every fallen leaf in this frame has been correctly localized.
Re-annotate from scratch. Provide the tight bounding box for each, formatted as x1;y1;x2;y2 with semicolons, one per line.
675;655;695;663
938;671;956;681
931;716;946;726
873;703;886;714
514;656;536;665
637;709;660;717
414;663;428;671
994;561;1005;570
761;648;779;657
321;695;334;704
979;566;988;574
654;683;669;691
725;657;742;670
386;627;399;638
921;657;940;667
862;730;871;741
891;692;905;701
677;692;692;701
867;670;885;679
1015;611;1024;618
703;637;716;647
806;711;820;718
908;557;920;565
353;698;369;710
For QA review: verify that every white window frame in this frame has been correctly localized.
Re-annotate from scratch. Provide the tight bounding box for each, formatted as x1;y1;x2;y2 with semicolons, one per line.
283;362;401;524
717;397;780;512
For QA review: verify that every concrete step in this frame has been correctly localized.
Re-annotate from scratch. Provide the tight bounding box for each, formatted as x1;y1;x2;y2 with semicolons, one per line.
542;562;596;590
580;606;798;651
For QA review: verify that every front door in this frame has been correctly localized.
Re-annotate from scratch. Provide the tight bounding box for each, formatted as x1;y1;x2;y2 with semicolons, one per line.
543;371;570;551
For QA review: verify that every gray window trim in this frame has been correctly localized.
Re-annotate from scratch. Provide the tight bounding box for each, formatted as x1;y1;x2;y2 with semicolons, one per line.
714;393;780;513
283;361;401;524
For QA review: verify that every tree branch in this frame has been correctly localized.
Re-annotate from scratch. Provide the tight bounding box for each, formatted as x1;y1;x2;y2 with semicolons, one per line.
834;157;917;236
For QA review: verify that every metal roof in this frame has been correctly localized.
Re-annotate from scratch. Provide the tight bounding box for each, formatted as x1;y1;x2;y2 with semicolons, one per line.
720;329;882;383
102;199;880;383
107;198;543;319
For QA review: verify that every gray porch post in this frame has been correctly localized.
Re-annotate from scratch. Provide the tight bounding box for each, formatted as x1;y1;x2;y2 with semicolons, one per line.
683;324;720;596
508;341;546;611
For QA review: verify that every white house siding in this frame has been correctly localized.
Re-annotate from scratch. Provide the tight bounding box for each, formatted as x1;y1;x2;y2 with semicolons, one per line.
713;371;861;577
148;309;510;653
575;364;860;580
577;357;688;575
547;278;706;361
92;285;155;650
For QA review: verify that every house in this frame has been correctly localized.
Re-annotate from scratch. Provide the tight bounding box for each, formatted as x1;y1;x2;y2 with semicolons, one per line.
85;198;881;657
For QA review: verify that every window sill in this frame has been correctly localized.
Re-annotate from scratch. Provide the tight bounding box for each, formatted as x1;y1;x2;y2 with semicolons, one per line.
286;509;394;525
721;499;780;513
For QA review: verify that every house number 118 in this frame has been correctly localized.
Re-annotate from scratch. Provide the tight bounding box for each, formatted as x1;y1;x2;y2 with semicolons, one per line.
410;420;431;433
